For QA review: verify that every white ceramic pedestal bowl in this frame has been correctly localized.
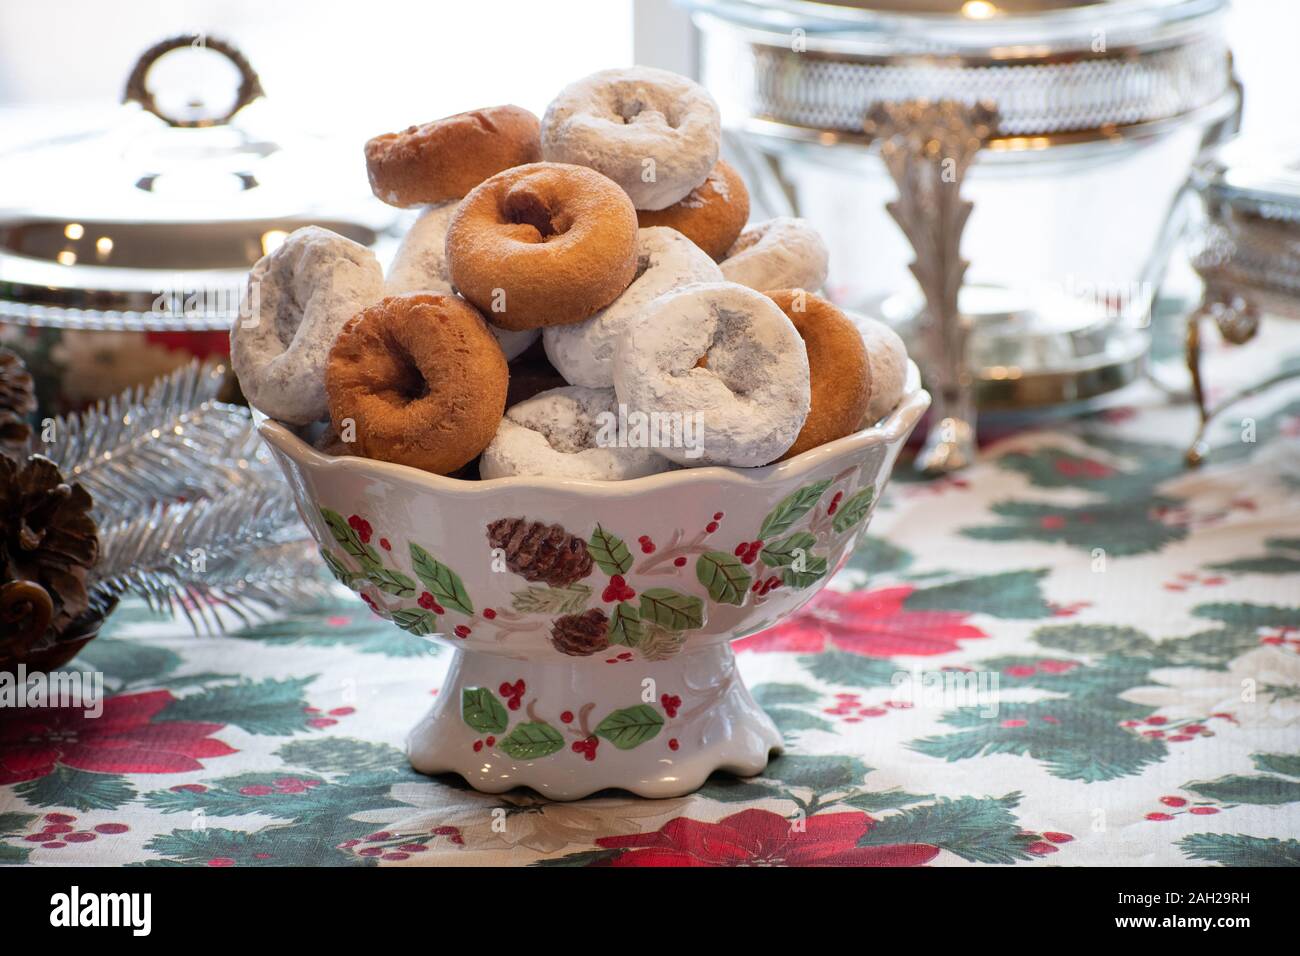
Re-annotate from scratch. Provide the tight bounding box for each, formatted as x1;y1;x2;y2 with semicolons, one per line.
258;365;928;800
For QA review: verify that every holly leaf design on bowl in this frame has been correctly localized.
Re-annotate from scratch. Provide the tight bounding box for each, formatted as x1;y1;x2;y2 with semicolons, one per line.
498;722;565;759
595;704;665;750
462;687;508;735
410;543;473;615
639;588;704;631
696;551;752;606
587;524;633;577
759;479;832;539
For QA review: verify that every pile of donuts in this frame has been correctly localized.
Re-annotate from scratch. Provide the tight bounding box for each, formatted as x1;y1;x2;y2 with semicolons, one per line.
231;66;909;480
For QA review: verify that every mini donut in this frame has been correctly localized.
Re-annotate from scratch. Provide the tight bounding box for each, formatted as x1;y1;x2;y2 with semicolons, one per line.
325;293;507;475
385;201;539;361
613;282;810;467
765;290;871;460
850;312;911;425
543;226;722;387
721;218;829;293
480;386;673;481
365;105;541;208
231;226;383;425
541;67;721;210
636;160;750;261
446;163;638;331
384;201;458;297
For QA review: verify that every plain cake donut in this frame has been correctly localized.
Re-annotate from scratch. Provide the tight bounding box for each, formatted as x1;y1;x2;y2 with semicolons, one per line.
445;162;638;331
365;105;541;208
766;290;871;460
325;293;507;475
636;160;750;261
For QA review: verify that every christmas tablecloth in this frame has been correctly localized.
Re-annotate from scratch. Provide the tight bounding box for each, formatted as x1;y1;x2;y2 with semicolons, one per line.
2;322;1299;868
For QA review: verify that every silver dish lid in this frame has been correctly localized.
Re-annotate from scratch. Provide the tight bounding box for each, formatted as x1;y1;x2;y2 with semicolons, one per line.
0;35;397;332
688;0;1237;149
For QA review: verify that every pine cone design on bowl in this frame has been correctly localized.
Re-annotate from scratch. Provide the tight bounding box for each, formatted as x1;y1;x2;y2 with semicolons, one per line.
486;517;593;587
550;608;610;657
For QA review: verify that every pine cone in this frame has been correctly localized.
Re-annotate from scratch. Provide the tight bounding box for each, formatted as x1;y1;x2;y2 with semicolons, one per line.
0;349;36;457
486;517;593;587
550;609;610;657
0;455;99;638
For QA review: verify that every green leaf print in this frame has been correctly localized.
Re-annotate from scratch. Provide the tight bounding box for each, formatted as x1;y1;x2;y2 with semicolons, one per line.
759;532;817;568
831;486;875;533
606;601;644;647
695;551;751;605
638;588;704;631
499;722;565;759
594;705;665;749
461;688;508;735
321;508;382;573
587;525;633;576
759;479;831;539
409;543;473;615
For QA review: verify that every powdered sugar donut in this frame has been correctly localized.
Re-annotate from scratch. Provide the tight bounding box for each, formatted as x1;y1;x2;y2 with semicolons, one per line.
385;201;458;297
613;282;810;467
232;226;382;425
385;202;537;360
480;386;673;481
541;67;721;210
851;313;910;424
543;227;721;387
720;218;829;293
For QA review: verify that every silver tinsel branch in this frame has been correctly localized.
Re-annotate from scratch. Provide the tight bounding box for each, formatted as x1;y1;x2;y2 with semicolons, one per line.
28;361;274;525
90;487;328;635
28;359;327;633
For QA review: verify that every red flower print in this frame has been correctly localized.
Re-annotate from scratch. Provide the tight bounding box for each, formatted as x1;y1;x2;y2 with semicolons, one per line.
0;690;236;785
735;587;986;657
592;808;938;867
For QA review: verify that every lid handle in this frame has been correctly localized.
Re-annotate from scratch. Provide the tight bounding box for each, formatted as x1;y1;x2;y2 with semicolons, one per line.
123;34;264;128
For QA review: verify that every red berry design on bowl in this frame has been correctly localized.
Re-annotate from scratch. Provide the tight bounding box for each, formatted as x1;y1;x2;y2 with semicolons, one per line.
571;736;599;761
347;514;373;544
660;693;681;718
601;574;635;602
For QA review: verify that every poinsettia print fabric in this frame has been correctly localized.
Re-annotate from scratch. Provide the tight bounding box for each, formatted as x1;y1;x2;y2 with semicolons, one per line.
1;329;1298;866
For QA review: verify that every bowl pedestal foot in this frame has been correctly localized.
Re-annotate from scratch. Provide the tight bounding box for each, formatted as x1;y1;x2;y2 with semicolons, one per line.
407;642;783;801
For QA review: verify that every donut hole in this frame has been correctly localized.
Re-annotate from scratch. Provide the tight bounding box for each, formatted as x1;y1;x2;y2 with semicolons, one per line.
700;307;764;396
502;188;572;241
613;92;679;129
378;342;432;404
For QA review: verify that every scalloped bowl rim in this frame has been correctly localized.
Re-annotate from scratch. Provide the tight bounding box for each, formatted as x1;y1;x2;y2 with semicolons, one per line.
256;361;928;495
